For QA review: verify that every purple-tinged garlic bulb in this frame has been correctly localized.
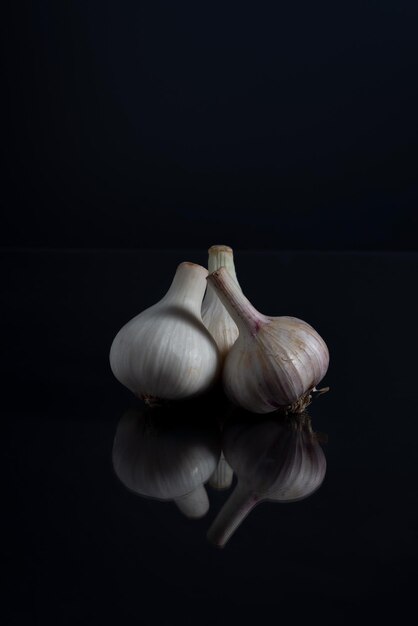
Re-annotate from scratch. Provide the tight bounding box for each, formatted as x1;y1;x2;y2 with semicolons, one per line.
207;267;329;414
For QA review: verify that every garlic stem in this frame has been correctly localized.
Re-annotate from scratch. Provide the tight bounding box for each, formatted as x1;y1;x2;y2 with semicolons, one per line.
162;262;208;315
174;484;210;519
207;267;268;335
208;452;234;490
207;483;259;547
207;245;239;282
202;248;240;361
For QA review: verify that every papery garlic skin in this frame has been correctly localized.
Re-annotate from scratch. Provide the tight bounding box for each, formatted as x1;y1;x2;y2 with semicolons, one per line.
201;245;240;361
207;267;329;413
223;315;329;413
110;262;221;402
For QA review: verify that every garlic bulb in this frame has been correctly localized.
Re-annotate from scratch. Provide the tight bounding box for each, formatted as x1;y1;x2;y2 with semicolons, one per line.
207;412;326;547
110;262;221;404
207;267;329;413
201;248;238;489
112;407;221;518
202;245;240;361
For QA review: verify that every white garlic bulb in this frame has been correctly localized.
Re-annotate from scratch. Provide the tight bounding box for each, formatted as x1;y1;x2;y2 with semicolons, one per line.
113;408;221;518
202;249;239;491
202;245;240;361
207;267;329;413
110;262;221;403
207;412;326;547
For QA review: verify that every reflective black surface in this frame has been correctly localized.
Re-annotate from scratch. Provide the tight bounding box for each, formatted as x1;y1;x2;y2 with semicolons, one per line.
3;250;418;625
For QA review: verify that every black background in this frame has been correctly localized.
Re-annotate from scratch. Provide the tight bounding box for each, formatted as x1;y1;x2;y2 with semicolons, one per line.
3;3;418;625
2;0;418;250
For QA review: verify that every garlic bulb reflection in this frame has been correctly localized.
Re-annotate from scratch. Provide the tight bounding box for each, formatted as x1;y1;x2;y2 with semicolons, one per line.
207;412;326;547
202;245;240;361
208;451;234;490
110;262;221;404
112;407;221;518
207;267;329;413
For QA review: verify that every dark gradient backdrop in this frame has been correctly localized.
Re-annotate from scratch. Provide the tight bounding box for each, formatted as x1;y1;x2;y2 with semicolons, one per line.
2;1;418;250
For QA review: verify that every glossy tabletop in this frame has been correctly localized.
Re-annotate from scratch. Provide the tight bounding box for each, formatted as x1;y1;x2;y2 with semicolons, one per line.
3;249;417;625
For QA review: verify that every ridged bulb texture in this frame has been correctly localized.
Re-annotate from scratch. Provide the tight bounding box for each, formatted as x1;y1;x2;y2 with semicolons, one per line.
207;267;329;413
112;409;221;518
201;245;240;361
109;262;221;402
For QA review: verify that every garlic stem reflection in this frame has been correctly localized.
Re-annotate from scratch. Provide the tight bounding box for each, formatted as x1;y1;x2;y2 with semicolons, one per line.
112;407;221;518
207;411;327;547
